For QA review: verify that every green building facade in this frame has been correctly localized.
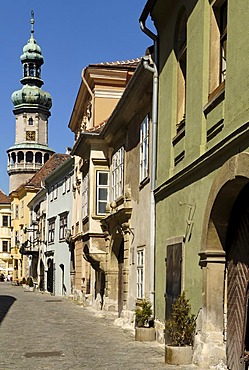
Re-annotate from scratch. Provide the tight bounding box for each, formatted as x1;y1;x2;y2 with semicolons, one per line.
141;0;249;368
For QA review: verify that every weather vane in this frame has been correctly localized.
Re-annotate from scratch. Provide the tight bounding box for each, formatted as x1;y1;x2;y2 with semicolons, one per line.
30;10;35;34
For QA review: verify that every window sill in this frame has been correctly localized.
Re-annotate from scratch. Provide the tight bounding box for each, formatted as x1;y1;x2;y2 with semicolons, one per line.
92;214;107;220
82;216;89;224
139;177;150;190
172;125;185;146
203;81;225;116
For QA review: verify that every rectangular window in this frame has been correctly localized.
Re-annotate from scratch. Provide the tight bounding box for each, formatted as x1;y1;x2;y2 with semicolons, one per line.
140;116;149;182
82;173;89;219
111;147;124;201
15;205;19;219
48;219;55;243
219;1;227;83
59;214;68;240
137;249;145;299
96;171;109;215
62;177;66;194
15;231;19;245
50;186;54;202
210;0;227;93
21;200;24;218
2;216;8;227
2;241;8;253
54;184;58;200
66;175;71;192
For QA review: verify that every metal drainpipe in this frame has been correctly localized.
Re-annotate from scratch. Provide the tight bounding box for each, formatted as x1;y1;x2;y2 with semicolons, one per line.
140;17;158;314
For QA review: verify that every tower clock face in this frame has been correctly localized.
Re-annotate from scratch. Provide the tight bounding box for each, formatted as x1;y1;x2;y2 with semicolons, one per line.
26;131;35;141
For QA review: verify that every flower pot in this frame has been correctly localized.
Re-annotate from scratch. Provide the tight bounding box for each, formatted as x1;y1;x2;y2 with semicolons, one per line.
165;344;193;365
135;327;156;342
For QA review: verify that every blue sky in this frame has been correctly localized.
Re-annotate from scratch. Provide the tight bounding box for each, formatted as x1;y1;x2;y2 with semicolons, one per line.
0;1;153;194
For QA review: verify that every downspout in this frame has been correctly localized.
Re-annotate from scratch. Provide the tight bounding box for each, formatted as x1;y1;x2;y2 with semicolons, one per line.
81;68;95;127
139;11;158;314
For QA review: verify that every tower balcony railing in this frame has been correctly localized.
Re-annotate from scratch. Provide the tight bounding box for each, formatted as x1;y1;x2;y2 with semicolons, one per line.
7;162;43;172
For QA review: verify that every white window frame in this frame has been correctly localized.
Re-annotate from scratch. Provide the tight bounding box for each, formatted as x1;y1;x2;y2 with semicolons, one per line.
54;184;58;200
82;173;89;220
111;147;124;201
59;214;67;240
140;116;149;182
2;215;8;227
62;177;66;195
66;174;71;192
48;219;55;243
15;204;19;219
21;200;24;218
137;248;145;299
2;240;8;253
96;171;109;215
50;186;54;202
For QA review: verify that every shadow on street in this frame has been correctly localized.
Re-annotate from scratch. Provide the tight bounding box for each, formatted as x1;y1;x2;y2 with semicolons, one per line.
0;295;16;324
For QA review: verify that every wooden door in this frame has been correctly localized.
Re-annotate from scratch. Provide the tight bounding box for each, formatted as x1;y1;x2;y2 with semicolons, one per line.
226;187;249;370
118;239;124;317
165;243;182;343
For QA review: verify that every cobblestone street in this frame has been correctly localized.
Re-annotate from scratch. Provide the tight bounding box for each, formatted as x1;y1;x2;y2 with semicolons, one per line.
0;283;201;370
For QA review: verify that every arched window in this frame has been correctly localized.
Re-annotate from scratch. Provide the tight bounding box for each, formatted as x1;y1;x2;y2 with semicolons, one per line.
26;151;33;163
24;64;28;77
11;153;16;164
28;117;33;126
36;67;41;78
29;64;35;77
17;151;24;163
35;152;42;164
44;153;49;163
175;8;187;129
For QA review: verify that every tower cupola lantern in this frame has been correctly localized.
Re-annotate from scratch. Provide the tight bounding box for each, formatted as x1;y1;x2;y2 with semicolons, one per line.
7;11;54;193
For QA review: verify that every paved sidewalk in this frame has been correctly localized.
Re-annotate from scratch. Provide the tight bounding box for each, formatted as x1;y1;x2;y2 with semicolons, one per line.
0;283;200;370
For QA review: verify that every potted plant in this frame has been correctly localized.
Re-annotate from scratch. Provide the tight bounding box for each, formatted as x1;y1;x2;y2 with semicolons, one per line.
28;277;34;291
135;299;155;341
165;292;196;365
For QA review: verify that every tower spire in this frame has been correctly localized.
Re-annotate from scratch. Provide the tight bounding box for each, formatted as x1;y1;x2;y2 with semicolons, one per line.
30;10;35;37
7;11;54;193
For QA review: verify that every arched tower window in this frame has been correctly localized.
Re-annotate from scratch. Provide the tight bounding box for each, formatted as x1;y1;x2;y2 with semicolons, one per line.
36;67;41;78
29;64;35;77
35;152;42;164
11;153;16;164
26;151;33;163
44;153;49;163
24;64;28;77
17;151;24;163
28;117;33;125
175;8;187;128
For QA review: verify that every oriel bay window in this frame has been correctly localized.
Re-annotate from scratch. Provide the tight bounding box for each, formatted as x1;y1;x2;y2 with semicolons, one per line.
96;171;109;215
111;147;124;201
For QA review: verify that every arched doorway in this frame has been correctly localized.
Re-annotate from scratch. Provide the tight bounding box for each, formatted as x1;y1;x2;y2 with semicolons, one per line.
200;153;249;368
47;258;54;294
39;260;45;291
225;183;249;369
112;236;124;317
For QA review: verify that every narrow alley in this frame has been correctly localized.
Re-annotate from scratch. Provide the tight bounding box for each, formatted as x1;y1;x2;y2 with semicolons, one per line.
0;283;196;370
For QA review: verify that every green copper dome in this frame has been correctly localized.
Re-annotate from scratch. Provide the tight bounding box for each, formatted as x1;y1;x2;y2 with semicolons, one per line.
11;85;52;109
20;35;44;64
11;11;52;112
